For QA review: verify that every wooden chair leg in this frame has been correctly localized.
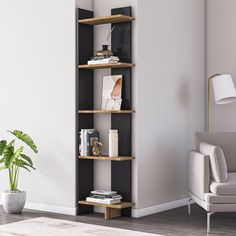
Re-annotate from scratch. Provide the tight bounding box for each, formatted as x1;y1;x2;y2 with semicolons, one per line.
105;207;121;220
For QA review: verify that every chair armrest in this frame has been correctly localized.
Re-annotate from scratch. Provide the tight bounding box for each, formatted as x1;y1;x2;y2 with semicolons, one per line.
188;150;210;200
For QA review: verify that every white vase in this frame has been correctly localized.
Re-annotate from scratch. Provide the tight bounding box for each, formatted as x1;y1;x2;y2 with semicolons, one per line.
2;190;26;214
109;130;118;157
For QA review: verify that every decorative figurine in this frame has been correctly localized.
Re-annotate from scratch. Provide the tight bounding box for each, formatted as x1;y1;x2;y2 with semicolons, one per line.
92;140;103;156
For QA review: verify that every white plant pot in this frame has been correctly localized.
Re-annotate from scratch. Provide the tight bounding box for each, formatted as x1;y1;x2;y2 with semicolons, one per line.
2;191;26;214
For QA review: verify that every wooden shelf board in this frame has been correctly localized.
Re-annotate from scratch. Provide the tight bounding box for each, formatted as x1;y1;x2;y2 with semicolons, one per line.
79;200;133;209
78;62;134;69
78;110;134;114
79;156;134;161
79;14;135;25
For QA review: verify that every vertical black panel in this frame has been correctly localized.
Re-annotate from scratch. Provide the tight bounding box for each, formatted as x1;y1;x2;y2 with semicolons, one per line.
111;7;132;217
76;8;94;215
111;7;132;63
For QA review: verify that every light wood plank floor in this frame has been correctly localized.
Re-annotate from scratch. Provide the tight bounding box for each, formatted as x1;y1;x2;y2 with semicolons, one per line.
0;204;236;235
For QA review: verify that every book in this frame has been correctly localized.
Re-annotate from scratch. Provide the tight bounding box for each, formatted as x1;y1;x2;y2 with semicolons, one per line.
91;190;117;196
88;60;118;65
92;56;119;61
79;129;99;156
86;197;121;204
90;194;122;199
88;56;119;65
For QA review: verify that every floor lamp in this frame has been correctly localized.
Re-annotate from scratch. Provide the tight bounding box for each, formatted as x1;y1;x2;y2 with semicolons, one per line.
208;74;236;131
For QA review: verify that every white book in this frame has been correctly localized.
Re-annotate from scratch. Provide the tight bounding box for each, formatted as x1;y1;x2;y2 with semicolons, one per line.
86;197;121;204
91;190;117;196
88;60;119;65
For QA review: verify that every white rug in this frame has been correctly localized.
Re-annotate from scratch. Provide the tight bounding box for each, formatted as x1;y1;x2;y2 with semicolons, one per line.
0;217;161;236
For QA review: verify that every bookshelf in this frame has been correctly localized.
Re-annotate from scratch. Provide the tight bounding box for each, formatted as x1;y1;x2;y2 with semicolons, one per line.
76;6;134;220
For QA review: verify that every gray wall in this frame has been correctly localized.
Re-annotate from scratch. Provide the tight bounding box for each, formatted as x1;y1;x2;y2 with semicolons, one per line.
206;0;236;131
135;0;205;209
0;0;76;213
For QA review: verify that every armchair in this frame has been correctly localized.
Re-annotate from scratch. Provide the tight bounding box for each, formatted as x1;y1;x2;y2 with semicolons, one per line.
188;132;236;233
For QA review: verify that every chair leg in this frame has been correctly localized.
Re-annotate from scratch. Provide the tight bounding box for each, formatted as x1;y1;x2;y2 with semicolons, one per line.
207;212;215;233
188;198;191;215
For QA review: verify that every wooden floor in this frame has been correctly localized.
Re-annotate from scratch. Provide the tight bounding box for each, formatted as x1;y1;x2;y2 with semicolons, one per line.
0;204;236;235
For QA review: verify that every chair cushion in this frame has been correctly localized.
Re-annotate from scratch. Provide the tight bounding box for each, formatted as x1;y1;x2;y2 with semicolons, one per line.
204;193;236;203
210;173;236;195
199;142;228;183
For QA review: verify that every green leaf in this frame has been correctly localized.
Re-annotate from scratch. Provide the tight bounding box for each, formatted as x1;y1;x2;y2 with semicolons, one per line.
15;159;31;172
28;164;36;170
4;146;23;168
8;139;15;147
20;154;33;166
0;140;7;155
19;165;30;172
16;159;35;170
8;130;38;153
14;146;24;159
3;146;14;167
0;157;4;163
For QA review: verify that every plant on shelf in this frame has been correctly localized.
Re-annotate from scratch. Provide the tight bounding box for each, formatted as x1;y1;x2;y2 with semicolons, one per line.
0;130;38;214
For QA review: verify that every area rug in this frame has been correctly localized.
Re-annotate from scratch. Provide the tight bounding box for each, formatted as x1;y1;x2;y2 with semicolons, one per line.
0;217;160;236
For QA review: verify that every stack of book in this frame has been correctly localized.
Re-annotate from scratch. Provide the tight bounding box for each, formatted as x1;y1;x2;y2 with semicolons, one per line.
88;56;119;65
79;129;99;156
86;190;122;204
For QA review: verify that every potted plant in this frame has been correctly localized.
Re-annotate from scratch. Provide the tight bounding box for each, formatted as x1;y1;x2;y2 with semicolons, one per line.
0;130;38;213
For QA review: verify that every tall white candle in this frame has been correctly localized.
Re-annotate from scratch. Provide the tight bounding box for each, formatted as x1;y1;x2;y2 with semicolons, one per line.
109;130;118;157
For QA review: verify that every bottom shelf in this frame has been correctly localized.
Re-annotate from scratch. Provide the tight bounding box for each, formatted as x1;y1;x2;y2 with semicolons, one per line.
79;200;133;220
79;200;133;209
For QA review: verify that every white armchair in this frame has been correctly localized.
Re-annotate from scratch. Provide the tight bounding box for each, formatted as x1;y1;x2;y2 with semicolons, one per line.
188;132;236;233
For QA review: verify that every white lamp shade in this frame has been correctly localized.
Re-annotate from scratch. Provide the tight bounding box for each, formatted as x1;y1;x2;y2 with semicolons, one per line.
212;74;236;104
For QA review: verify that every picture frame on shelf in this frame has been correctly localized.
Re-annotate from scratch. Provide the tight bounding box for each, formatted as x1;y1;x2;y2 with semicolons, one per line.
101;75;123;110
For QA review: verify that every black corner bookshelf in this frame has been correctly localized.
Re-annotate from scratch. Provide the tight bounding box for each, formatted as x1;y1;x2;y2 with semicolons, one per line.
76;6;134;219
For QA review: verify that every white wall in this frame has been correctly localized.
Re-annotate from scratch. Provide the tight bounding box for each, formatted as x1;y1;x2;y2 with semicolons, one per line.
0;0;206;217
76;0;93;10
206;0;236;131
0;0;76;214
135;0;205;210
92;0;205;215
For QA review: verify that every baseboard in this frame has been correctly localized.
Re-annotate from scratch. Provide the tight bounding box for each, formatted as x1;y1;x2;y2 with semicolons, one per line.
24;202;77;216
26;198;189;217
132;198;189;218
0;199;76;216
0;198;190;217
25;198;189;217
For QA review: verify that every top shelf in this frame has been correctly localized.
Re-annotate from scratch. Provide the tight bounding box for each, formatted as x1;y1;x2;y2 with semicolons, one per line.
79;14;135;25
